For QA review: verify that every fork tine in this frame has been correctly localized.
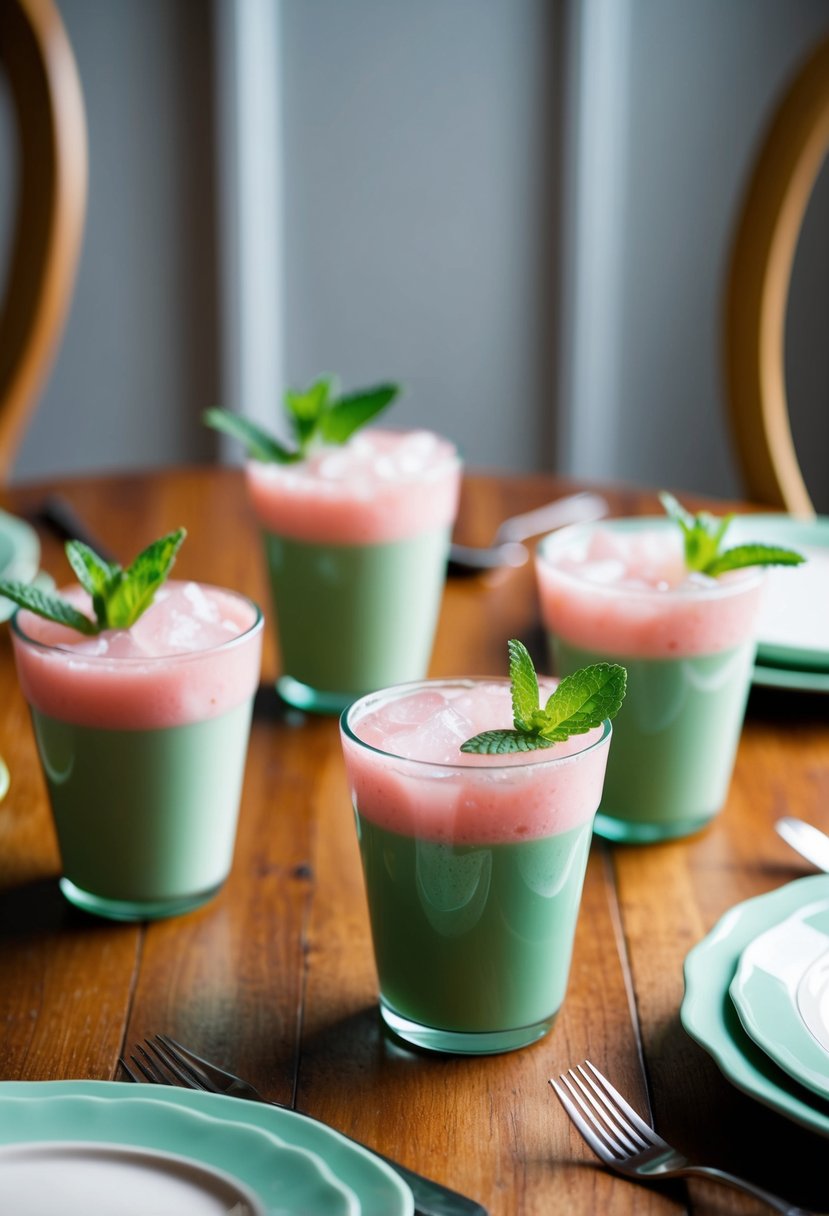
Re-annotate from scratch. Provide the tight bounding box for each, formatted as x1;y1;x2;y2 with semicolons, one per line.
582;1061;660;1146
145;1036;221;1095
550;1077;621;1163
122;1044;167;1085
118;1056;141;1083
571;1066;649;1152
559;1070;640;1156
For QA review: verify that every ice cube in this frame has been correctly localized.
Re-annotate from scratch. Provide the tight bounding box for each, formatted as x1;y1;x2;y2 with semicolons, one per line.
580;559;626;585
317;451;350;480
371;455;398;480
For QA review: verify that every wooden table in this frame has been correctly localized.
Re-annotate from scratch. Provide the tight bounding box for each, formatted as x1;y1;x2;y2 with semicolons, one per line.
0;467;827;1215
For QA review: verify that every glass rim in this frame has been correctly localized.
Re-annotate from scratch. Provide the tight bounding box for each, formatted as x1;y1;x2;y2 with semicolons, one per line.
340;676;613;772
10;582;264;666
536;516;766;601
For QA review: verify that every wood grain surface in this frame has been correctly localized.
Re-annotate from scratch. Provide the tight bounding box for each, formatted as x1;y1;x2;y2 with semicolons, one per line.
0;467;827;1215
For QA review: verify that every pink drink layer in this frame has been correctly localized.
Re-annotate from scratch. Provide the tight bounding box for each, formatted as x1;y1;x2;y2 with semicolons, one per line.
12;581;262;730
245;428;461;544
342;681;610;845
536;523;764;658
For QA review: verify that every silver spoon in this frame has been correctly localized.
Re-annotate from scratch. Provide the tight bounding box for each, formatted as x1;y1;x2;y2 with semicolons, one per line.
776;816;829;873
448;491;608;575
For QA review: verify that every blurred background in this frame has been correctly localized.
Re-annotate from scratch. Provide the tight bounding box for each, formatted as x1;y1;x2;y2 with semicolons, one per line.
4;0;829;508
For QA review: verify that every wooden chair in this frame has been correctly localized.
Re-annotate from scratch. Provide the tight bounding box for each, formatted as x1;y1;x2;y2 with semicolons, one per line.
724;34;829;518
0;0;87;485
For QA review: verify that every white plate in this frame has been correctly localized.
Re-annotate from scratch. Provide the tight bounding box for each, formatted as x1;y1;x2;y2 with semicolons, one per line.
727;514;829;673
0;1141;265;1216
0;1084;414;1215
730;898;829;1102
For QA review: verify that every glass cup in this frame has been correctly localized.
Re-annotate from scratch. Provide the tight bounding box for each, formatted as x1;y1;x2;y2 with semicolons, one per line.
245;429;462;714
536;518;765;843
10;584;263;921
340;677;612;1055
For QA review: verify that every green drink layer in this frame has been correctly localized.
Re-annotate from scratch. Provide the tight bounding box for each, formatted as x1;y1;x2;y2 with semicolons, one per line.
552;637;756;839
263;529;450;703
32;700;254;911
356;814;592;1033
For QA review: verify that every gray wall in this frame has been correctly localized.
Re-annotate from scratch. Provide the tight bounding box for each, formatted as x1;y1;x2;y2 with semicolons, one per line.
7;0;829;510
564;0;829;509
14;0;219;480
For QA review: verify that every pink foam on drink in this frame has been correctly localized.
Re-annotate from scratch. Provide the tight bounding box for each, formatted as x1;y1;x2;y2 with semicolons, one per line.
536;522;765;657
245;428;461;544
341;681;611;845
11;581;263;729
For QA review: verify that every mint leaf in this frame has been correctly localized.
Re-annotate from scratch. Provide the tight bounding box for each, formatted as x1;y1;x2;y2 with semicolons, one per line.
508;638;539;732
660;491;804;575
538;663;627;742
65;540;119;625
319;383;400;445
705;543;805;577
203;408;296;463
659;491;732;572
0;580;98;634
203;378;401;463
285;377;335;448
460;729;557;755
0;527;188;636
104;528;186;629
460;639;626;754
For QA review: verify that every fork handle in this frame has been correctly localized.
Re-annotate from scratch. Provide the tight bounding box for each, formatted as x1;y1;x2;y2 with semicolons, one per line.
681;1166;823;1215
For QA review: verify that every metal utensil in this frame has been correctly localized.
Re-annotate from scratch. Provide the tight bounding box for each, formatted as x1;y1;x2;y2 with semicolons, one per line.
551;1060;824;1214
29;494;118;562
121;1035;488;1216
447;491;607;575
776;816;829;873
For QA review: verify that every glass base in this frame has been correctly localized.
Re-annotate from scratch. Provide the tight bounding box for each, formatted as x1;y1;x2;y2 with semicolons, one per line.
277;674;356;716
593;809;716;844
60;877;224;922
380;998;556;1055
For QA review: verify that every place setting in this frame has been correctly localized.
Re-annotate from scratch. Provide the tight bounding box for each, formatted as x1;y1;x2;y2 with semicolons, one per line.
682;864;829;1140
0;1076;415;1216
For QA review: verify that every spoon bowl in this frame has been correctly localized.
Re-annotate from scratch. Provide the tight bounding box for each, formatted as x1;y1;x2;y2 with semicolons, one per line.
448;491;607;576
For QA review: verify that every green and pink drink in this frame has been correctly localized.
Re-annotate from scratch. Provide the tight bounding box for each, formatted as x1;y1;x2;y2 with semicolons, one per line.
247;428;461;713
10;580;263;921
340;678;612;1054
536;519;764;842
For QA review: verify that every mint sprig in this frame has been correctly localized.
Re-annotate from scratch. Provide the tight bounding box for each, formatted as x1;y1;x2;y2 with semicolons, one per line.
460;639;626;755
0;528;186;635
204;377;400;463
659;492;804;576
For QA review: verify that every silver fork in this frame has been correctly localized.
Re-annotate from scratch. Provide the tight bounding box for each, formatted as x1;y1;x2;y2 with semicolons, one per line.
120;1035;488;1216
550;1061;825;1216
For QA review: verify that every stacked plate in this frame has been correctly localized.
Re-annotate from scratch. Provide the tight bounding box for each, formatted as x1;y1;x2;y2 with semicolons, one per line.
681;874;829;1136
0;1082;414;1215
727;514;829;692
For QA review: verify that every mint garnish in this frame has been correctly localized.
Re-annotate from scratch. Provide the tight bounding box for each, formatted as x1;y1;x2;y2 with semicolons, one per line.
204;376;400;463
460;639;626;755
659;492;804;576
0;528;186;635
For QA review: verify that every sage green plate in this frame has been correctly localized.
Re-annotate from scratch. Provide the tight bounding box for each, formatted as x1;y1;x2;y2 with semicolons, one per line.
681;875;829;1136
728;514;829;675
751;663;829;693
0;1083;413;1215
0;509;40;622
730;898;829;1102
